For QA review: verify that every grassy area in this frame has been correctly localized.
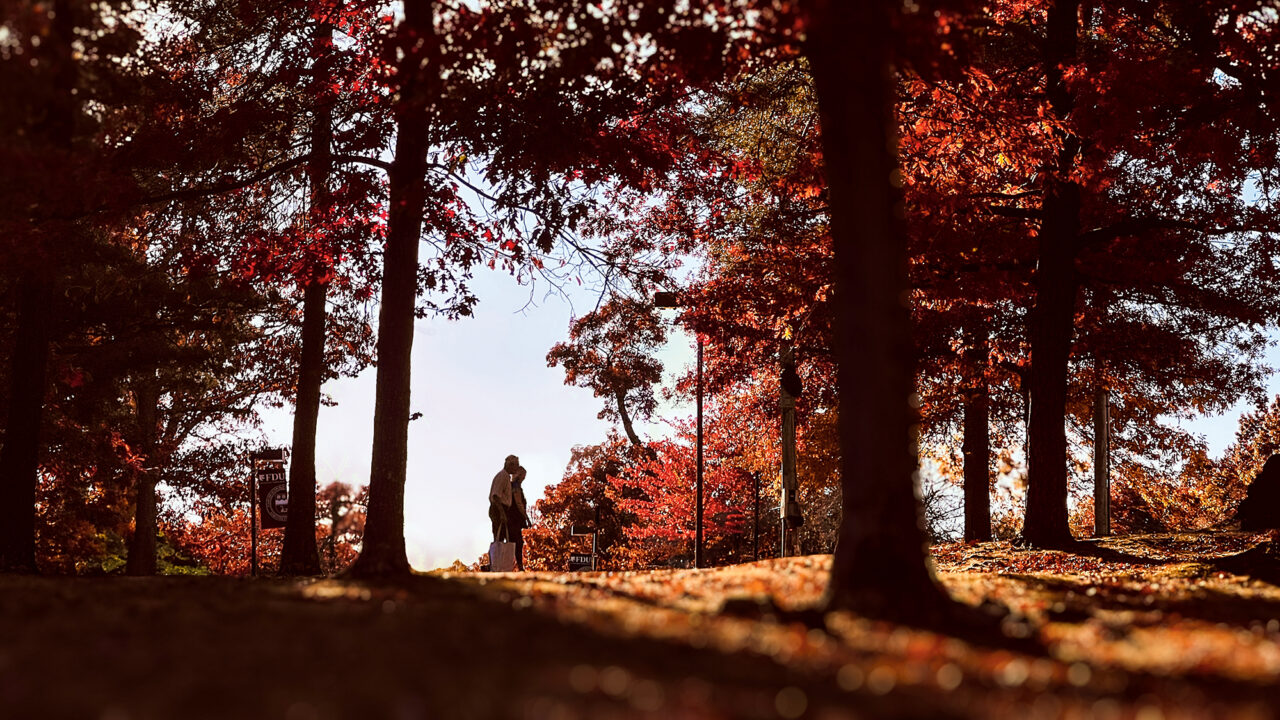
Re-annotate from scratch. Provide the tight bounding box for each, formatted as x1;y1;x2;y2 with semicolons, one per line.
3;531;1278;718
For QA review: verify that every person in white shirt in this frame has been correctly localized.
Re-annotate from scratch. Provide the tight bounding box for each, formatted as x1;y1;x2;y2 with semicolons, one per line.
489;454;518;542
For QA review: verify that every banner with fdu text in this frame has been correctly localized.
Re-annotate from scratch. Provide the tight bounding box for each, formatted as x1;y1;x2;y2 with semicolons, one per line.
256;465;288;529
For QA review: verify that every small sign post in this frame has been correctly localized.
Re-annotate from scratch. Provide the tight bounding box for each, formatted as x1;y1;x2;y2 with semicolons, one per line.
569;524;597;571
249;448;289;576
257;466;288;530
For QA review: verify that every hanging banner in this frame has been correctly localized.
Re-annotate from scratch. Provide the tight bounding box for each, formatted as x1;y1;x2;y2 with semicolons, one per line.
257;464;288;529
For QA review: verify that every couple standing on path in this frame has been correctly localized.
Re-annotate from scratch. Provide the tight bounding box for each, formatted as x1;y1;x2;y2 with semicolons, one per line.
489;454;529;571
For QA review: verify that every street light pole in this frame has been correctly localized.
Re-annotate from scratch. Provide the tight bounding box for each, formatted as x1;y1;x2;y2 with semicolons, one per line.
779;341;801;557
1094;359;1110;537
249;454;258;578
695;334;704;569
753;471;760;562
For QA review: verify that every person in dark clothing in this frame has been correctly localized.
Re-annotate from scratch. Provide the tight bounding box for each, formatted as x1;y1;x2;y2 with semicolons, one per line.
1239;454;1280;531
508;466;529;571
489;454;519;541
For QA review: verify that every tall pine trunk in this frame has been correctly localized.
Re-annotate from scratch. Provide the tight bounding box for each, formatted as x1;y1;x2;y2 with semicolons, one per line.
0;0;76;573
963;322;992;542
348;0;436;578
0;280;51;573
807;0;953;619
1021;0;1081;547
280;20;333;577
125;376;161;576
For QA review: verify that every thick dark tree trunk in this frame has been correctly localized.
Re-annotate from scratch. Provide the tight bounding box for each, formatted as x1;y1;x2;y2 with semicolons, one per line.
807;0;953;619
126;377;161;576
0;280;51;573
349;1;436;578
1022;184;1080;546
281;22;334;576
1021;0;1081;548
0;0;76;574
280;281;327;575
963;322;992;543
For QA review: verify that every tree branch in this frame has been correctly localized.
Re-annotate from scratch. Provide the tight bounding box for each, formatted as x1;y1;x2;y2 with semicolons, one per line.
136;152;396;208
1079;217;1267;247
985;205;1042;220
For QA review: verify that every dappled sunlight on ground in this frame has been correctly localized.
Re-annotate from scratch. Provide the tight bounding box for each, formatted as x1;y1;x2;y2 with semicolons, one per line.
436;532;1280;718
2;531;1279;718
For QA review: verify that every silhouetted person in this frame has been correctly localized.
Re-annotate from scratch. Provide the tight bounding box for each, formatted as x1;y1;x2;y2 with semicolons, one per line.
509;466;529;571
1238;454;1280;531
490;454;519;541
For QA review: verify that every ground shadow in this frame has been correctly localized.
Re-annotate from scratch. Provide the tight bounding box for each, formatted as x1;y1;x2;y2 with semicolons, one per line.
1012;537;1166;567
1000;570;1280;630
0;574;957;720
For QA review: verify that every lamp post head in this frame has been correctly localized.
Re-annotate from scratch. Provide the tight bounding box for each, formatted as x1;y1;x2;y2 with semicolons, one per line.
653;290;680;309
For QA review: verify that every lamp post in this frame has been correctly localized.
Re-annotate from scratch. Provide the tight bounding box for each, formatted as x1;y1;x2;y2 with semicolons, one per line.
654;290;704;569
753;470;760;562
779;337;803;557
1094;357;1110;537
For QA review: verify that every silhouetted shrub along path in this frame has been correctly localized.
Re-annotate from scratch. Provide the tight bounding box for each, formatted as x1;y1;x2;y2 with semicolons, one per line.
2;531;1278;719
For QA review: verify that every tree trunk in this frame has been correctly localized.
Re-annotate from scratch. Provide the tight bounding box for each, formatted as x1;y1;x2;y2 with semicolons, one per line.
348;1;436;578
280;281;327;575
0;0;76;574
126;376;161;576
1021;0;1081;548
613;388;647;452
281;21;333;576
0;280;51;573
1022;183;1080;546
963;322;992;542
807;0;953;619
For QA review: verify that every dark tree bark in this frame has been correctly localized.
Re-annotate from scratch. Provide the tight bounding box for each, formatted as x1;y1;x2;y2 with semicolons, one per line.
806;0;954;619
1021;0;1081;548
125;376;161;576
613;388;648;453
280;281;327;574
0;0;75;573
280;20;334;577
348;0;437;578
0;280;52;573
963;322;992;543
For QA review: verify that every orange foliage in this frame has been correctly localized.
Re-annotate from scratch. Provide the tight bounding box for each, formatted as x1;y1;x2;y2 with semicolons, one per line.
166;481;364;576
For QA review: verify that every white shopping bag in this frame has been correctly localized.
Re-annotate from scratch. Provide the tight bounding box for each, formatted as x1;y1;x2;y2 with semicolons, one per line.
489;540;516;572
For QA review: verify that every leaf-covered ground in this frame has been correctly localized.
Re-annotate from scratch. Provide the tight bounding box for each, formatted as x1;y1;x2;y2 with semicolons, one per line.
2;531;1278;719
